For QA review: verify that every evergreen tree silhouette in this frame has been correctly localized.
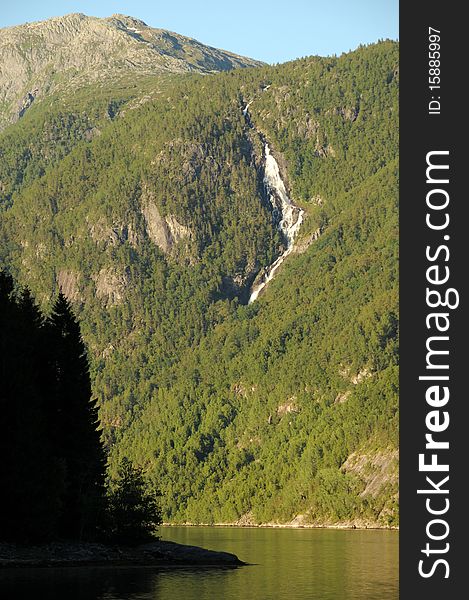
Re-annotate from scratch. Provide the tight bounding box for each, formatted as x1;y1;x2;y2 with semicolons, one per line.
0;272;65;541
46;292;106;540
1;275;106;542
106;457;162;545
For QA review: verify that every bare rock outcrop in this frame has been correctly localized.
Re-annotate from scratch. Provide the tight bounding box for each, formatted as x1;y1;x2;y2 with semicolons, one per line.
57;269;81;301
142;201;192;255
342;449;399;498
93;267;131;306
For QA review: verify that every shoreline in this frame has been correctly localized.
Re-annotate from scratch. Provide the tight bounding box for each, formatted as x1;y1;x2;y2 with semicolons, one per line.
0;540;246;570
162;522;399;531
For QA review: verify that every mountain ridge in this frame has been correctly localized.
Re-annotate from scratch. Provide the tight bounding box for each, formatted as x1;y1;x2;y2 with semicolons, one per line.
0;13;263;130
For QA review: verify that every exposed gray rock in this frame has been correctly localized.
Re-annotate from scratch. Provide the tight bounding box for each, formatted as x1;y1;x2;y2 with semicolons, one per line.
293;227;322;254
17;88;38;118
141;200;192;255
57;269;81;301
276;399;298;417
94;267;131;306
88;218;142;249
341;449;399;498
0;13;263;130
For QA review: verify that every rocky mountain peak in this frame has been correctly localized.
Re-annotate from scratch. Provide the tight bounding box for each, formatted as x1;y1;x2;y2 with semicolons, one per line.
0;13;263;130
107;14;149;28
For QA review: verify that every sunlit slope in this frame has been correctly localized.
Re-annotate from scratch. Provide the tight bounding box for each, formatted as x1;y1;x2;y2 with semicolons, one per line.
0;41;399;526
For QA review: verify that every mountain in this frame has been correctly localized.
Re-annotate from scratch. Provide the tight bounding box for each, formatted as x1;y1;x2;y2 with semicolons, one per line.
0;13;263;130
0;23;399;528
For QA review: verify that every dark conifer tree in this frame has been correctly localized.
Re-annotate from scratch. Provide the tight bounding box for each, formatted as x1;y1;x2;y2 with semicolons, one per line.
46;292;106;539
0;272;65;541
106;457;162;544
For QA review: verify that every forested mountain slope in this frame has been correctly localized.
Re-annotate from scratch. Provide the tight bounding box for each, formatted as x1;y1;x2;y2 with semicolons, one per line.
0;38;399;526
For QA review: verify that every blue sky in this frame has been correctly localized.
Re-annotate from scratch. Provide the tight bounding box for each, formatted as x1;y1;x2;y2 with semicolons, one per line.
0;0;398;64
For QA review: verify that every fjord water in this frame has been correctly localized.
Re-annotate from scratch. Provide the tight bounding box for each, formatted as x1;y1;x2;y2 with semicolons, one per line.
0;527;398;599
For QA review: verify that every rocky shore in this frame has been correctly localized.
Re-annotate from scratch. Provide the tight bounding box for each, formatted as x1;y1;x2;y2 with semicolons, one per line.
162;518;398;530
0;540;245;569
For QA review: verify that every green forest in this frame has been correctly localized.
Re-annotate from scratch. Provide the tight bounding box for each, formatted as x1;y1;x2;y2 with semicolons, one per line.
0;40;399;527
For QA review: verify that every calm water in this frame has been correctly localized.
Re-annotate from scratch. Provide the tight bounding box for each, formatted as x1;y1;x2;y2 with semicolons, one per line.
0;527;398;599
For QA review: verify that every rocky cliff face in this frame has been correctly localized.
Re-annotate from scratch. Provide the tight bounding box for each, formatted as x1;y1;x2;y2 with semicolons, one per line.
0;13;263;130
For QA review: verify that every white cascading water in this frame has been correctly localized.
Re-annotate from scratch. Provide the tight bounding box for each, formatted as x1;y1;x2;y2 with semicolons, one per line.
242;100;253;116
248;143;304;303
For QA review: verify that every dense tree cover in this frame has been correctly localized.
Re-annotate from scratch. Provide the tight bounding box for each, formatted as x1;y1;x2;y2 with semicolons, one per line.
119;162;399;525
0;75;173;210
0;41;399;526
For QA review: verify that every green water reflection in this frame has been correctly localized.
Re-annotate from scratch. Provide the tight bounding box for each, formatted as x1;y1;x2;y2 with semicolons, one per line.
0;527;398;599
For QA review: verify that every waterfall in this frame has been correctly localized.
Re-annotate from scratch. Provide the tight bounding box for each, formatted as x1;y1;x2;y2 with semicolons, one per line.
263;144;303;246
242;100;253;116
248;142;304;304
241;100;304;303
